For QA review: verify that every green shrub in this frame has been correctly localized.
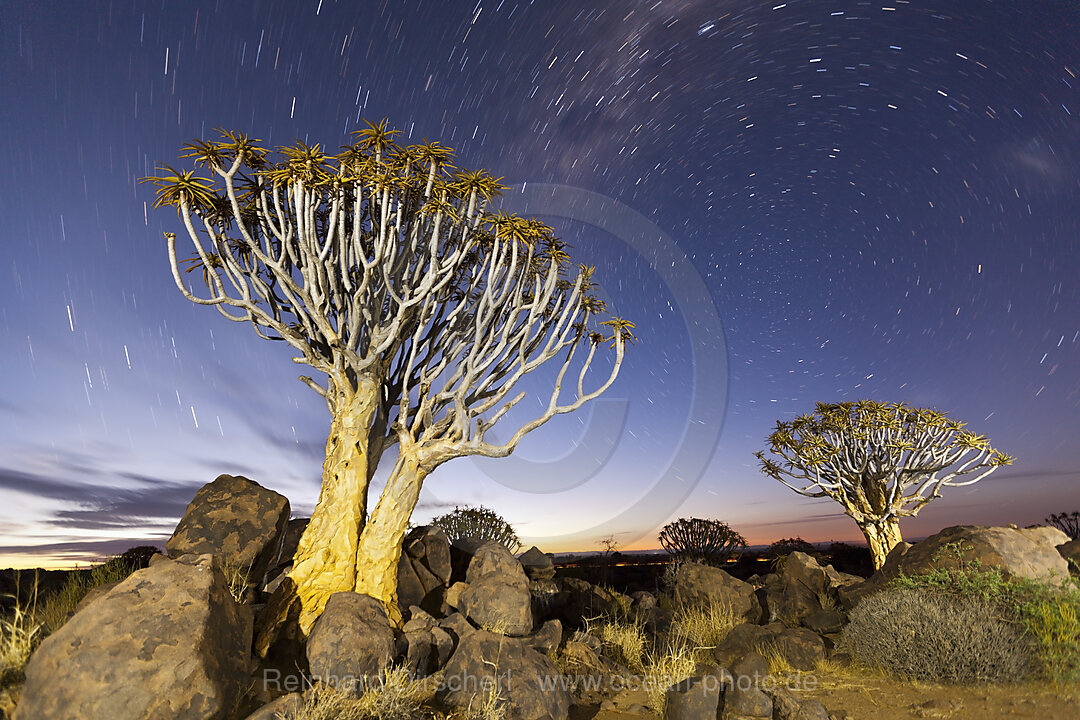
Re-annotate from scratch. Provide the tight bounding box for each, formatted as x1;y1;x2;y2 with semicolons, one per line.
839;587;1033;683
431;506;520;552
887;541;1080;688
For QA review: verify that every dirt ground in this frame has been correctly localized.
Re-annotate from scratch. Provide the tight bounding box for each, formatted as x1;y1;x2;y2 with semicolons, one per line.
566;668;1080;720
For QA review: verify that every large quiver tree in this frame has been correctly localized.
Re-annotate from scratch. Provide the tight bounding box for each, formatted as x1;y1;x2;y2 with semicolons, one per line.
146;123;632;639
756;400;1013;569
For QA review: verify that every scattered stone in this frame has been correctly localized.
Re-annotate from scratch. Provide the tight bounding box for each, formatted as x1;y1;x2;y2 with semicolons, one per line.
438;629;570;720
243;692;303;720
732;651;771;684
529;618;563;654
306;593;395;695
803;610;845;635
723;683;773;719
518;546;556;580
18;555;251;720
166;474;290;589
665;675;721;720
444;581;468;610
673;561;762;623
772;627;826;670
766;686;802;720
795;699;832;720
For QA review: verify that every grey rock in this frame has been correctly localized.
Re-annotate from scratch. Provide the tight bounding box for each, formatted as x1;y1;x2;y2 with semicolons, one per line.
528;619;563;654
166;474;290;589
306;593;394;695
459;580;533;635
723;684;773;719
803;610;845;635
674;561;762;623
518;546;556;581
467;541;530;589
18;555;251;720
664;675;721;720
438;629;569;720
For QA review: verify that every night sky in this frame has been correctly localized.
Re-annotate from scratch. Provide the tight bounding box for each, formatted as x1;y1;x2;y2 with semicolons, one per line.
1;1;1078;568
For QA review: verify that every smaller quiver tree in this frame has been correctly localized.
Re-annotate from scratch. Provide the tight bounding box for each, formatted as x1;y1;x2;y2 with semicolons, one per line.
658;517;747;565
431;505;521;551
756;400;1013;569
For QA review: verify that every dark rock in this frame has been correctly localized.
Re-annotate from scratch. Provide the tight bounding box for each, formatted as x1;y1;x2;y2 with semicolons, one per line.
528;619;563;654
665;675;721;720
629;590;657;614
772;627;826;670
712;623;774;668
276;518;309;568
438;629;570;720
466;541;530;588
458;542;533;635
396;555;429;613
431;626;455;668
18;555;251;720
166;474;290;588
439;611;476;644
722;684;773;719
243;692;303;720
1058;539;1080;573
460;581;533;635
530;578;561;621
803;610;845;635
674;562;762;623
306;593;394;695
766;686;802;720
518;546;556;581
551;577;623;626
795;699;832;720
732;650;771;684
403;628;436;678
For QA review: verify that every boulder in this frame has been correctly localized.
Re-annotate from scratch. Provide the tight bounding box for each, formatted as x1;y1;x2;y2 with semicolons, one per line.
17;555;251;720
459;581;533;635
306;592;395;695
842;525;1072;608
397;526;452;612
713;623;775;669
665;675;721;720
770;627;826;670
518;546;555;580
723;684;773;719
551;577;624;626
674;561;762;623
458;541;533;635
438;628;570;720
761;552;859;626
528;619;563;654
166;474;290;588
802;610;845;635
1058;539;1080;573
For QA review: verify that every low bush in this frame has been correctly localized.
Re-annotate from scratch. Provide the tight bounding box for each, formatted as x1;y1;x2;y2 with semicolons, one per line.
839;587;1033;683
669;597;737;664
889;541;1080;688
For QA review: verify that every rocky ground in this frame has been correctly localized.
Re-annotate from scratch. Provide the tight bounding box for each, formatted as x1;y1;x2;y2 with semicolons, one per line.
3;474;1077;720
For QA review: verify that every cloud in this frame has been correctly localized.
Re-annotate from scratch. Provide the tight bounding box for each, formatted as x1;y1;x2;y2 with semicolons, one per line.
0;465;202;531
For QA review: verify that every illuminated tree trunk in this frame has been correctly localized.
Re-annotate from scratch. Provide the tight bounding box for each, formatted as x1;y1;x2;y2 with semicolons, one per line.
353;446;435;627
256;378;379;654
859;518;904;570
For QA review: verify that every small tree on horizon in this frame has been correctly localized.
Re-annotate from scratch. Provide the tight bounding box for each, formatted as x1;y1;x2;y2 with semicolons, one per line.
756;400;1013;569
1046;511;1080;540
430;506;520;552
658;517;746;565
145;122;633;642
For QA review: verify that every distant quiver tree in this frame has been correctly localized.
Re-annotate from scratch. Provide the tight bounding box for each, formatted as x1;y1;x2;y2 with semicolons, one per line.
1046;511;1080;540
145;122;634;642
658;517;746;565
431;505;520;552
756;400;1013;569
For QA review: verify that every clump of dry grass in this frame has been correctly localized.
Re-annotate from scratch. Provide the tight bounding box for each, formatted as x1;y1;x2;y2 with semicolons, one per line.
1;589;41;686
589;617;647;672
292;667;427;720
642;640;697;716
669;597;737;664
